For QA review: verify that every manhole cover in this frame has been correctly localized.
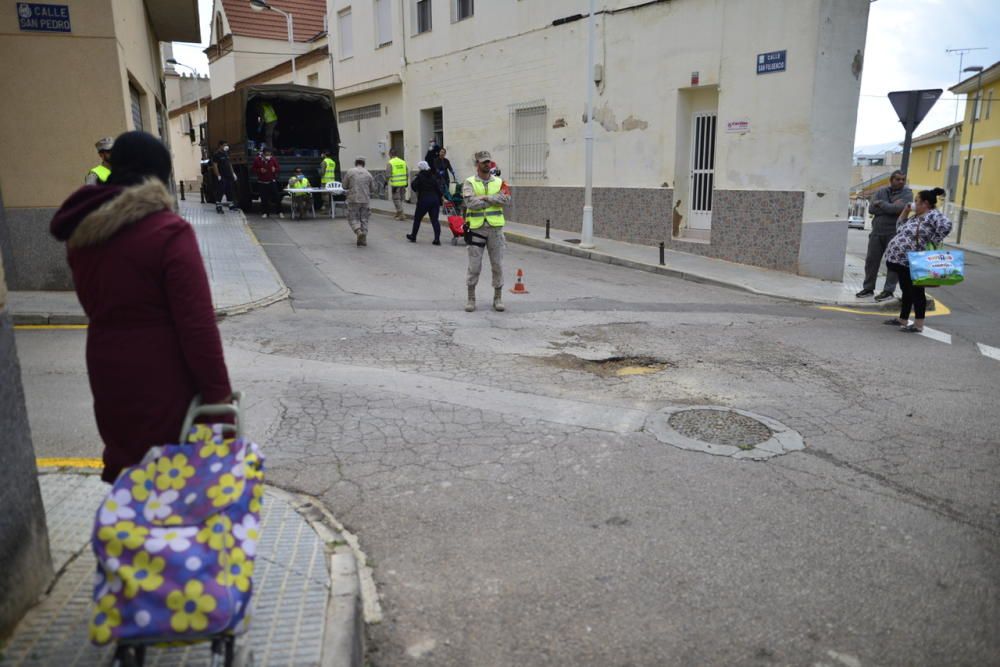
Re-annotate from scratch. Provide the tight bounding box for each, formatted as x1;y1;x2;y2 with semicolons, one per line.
667;409;773;449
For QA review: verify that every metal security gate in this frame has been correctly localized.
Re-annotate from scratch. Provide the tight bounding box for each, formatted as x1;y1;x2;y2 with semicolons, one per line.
688;111;717;230
129;83;143;132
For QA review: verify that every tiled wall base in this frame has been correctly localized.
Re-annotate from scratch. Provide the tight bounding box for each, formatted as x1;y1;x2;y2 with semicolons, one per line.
512;187;808;274
0;309;54;636
1;207;73;290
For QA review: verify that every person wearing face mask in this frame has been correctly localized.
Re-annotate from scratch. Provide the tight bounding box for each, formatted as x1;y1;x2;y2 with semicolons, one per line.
85;137;114;185
462;150;511;312
211;140;238;214
882;187;952;333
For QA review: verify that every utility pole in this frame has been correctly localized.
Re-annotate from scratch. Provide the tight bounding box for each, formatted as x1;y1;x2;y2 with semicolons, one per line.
580;0;596;249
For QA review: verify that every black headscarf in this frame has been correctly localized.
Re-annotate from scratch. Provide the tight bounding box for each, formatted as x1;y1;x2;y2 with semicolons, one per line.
107;131;172;187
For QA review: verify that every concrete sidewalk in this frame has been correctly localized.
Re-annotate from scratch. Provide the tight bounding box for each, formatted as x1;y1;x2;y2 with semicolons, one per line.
8;200;288;325
369;200;893;307
1;469;364;667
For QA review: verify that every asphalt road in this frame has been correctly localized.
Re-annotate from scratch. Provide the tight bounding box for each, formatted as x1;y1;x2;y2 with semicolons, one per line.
16;212;1000;666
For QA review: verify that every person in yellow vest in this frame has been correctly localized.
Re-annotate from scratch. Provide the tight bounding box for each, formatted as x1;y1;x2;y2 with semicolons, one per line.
258;100;278;148
288;168;312;220
387;148;408;220
84;137;114;185
317;150;337;211
462;151;511;312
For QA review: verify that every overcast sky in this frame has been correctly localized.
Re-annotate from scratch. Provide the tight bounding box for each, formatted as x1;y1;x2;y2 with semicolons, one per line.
172;0;998;151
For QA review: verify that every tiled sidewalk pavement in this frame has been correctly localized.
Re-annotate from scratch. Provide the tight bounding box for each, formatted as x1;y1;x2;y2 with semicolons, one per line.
8;202;287;324
1;472;333;667
179;201;288;316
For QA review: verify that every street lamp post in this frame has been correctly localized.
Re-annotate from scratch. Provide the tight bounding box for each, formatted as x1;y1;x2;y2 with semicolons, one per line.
165;59;202;119
957;65;983;245
250;0;296;77
580;0;596;249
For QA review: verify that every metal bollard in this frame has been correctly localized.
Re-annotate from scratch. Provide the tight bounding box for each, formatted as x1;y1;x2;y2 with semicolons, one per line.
659;242;665;266
180;181;185;201
545;218;550;239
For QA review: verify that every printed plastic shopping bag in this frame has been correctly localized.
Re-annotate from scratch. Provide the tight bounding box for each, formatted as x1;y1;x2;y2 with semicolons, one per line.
908;249;965;287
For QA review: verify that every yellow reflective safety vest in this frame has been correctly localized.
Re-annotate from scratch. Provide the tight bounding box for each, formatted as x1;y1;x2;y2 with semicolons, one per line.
320;157;337;184
90;164;111;183
261;102;278;123
464;176;505;229
290;176;311;195
388;157;408;187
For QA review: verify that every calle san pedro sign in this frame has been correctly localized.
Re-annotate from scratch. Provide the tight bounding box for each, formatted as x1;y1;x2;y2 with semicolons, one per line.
17;3;71;33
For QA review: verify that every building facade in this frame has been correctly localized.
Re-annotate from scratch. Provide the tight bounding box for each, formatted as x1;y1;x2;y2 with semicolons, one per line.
0;0;200;290
949;62;999;247
207;0;871;279
906;122;961;197
165;65;211;190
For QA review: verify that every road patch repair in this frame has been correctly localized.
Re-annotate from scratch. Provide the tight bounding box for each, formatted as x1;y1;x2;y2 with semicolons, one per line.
645;405;804;460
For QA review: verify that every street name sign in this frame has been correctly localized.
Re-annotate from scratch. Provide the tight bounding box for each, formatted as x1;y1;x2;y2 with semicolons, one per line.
757;50;786;75
17;3;70;33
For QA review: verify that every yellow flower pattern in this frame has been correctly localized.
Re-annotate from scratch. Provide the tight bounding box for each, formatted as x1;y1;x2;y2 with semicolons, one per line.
196;514;234;551
249;482;265;513
155;453;195;491
118;551;166;598
89;594;122;644
129;462;157;502
97;521;149;558
207;473;245;508
217;547;254;592
166;580;217;633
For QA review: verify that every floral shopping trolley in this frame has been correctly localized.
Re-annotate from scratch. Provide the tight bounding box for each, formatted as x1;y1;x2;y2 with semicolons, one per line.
90;392;263;667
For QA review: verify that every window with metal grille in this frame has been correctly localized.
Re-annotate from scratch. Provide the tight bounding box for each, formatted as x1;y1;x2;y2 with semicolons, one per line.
433;108;443;145
453;0;473;21
509;102;547;180
375;0;393;46
129;83;144;131
415;0;432;34
339;104;382;123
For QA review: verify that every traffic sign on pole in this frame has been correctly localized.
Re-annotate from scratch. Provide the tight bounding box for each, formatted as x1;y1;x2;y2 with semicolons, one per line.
888;89;942;175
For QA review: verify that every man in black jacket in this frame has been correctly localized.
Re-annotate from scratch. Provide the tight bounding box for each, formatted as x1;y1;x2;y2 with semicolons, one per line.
857;170;912;300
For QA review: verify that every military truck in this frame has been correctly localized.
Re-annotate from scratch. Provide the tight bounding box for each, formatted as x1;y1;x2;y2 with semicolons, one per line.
206;83;340;211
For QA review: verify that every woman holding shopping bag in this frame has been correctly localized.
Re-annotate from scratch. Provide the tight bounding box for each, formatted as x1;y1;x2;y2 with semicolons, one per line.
882;187;952;333
50;131;232;483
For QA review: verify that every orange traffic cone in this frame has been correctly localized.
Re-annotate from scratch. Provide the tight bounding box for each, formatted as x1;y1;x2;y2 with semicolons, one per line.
510;268;529;294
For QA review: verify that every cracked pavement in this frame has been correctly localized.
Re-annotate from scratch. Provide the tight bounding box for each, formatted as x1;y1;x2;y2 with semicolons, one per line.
16;214;1000;666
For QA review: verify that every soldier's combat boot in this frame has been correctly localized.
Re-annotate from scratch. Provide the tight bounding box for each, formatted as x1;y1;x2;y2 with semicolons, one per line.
465;286;476;312
493;288;505;312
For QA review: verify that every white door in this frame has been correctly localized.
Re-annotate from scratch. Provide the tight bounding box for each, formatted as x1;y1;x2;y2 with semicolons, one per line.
688;112;717;230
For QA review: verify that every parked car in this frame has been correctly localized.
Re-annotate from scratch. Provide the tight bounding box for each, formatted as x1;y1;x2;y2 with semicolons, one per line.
848;215;865;230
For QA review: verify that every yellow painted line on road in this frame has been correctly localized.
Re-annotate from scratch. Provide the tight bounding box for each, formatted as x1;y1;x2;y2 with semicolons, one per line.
37;457;102;469
15;324;88;330
818;296;950;317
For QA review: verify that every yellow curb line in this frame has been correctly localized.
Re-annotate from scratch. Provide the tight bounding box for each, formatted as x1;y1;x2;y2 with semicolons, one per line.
15;324;88;330
818;296;950;317
37;457;102;469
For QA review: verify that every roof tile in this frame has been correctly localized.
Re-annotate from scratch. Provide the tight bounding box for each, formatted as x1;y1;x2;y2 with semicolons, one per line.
221;0;326;43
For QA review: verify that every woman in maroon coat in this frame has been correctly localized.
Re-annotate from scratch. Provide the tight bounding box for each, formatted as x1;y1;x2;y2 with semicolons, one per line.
50;131;231;483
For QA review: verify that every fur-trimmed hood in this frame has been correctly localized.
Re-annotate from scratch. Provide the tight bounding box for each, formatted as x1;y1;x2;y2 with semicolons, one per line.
51;180;174;249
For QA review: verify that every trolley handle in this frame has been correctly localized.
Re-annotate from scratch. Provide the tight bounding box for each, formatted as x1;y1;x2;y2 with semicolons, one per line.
179;391;244;442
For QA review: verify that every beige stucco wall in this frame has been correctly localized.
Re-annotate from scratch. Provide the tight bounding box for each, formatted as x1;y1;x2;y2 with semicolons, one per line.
0;0;173;209
0;0;126;207
336;86;404;167
112;0;167;137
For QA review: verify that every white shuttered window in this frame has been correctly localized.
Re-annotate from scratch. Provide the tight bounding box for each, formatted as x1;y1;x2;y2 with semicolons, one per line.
375;0;392;47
